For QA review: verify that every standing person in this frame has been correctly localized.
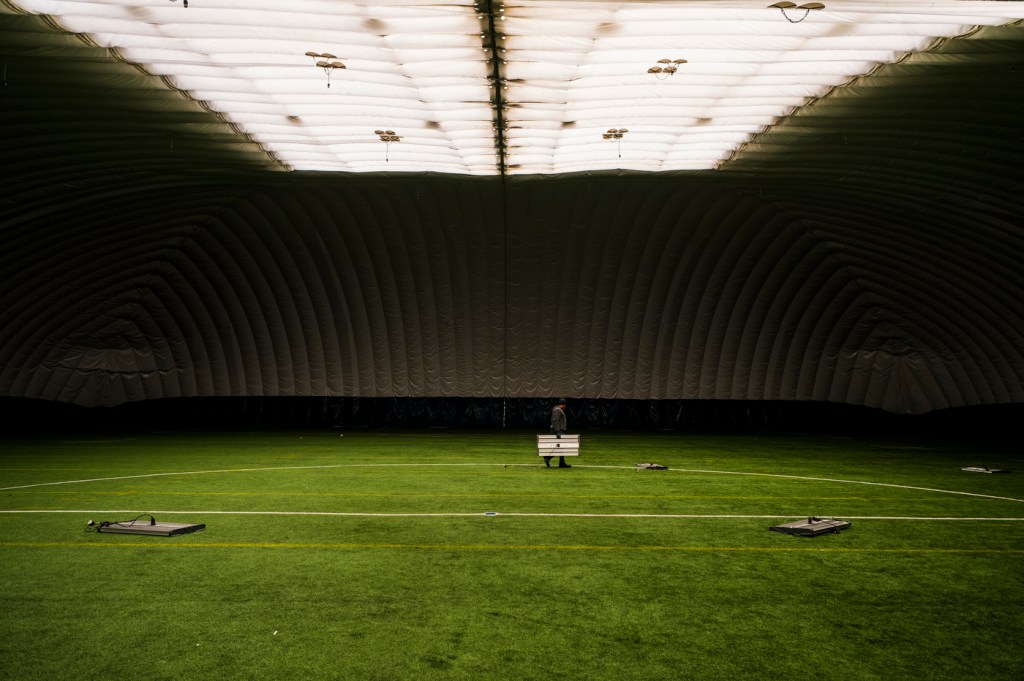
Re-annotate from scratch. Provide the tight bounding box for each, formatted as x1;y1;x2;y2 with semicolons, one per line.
546;399;571;468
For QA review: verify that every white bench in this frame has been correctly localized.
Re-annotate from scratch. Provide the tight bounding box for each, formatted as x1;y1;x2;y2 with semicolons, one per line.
537;434;580;457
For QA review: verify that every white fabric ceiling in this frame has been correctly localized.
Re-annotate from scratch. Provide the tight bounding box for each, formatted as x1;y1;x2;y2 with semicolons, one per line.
8;0;1024;174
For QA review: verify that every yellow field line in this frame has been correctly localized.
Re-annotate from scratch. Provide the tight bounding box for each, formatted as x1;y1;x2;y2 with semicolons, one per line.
3;510;1023;520
8;507;1024;518
3;490;869;501
1;541;1022;554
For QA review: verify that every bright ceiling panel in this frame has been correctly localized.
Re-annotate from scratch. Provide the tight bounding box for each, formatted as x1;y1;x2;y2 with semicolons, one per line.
500;0;1024;173
8;0;1024;174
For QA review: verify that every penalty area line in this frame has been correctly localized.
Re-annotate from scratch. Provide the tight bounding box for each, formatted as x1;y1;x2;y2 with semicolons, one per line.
662;467;1024;504
1;462;1020;505
0;463;522;492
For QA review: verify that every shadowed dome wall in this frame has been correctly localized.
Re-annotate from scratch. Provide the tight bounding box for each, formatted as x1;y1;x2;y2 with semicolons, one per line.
3;168;1021;414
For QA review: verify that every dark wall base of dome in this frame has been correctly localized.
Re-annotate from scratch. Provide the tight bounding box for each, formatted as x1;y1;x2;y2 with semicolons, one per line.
2;396;1019;439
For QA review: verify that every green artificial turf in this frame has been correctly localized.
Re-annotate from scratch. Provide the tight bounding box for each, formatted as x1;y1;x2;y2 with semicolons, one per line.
1;430;1021;680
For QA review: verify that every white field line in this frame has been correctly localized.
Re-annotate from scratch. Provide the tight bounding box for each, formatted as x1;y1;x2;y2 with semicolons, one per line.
659;467;1024;504
0;509;1021;521
1;462;1021;504
0;463;503;491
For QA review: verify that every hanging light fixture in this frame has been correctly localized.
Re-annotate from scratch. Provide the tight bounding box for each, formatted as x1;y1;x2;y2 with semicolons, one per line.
768;2;825;24
305;52;346;88
602;128;628;158
647;58;687;80
375;130;401;162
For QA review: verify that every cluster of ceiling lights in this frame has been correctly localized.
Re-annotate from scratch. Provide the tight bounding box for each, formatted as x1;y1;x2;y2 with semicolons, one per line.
374;129;402;162
9;0;1024;175
602;128;629;158
768;2;825;24
305;52;347;88
647;59;689;80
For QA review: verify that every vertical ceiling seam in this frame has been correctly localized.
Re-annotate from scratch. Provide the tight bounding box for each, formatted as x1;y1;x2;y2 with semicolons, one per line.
479;0;508;177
